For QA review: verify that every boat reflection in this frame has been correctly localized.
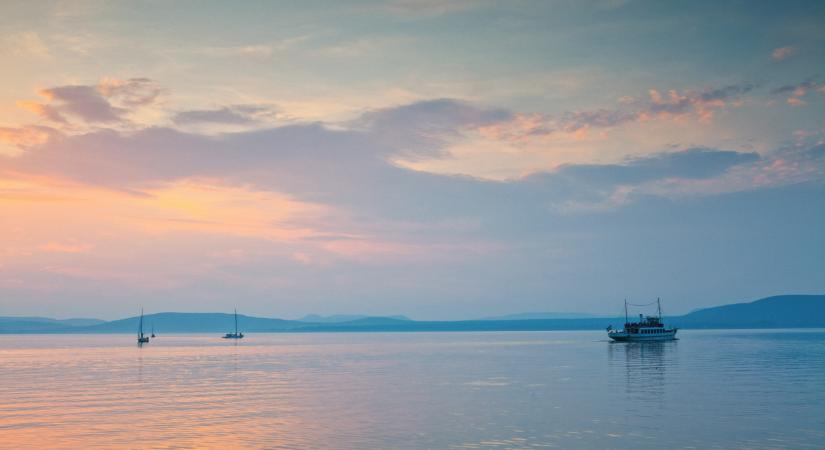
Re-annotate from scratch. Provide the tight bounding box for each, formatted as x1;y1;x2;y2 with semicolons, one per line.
608;340;678;407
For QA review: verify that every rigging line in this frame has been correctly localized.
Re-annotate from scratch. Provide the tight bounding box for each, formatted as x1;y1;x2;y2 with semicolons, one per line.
626;301;658;307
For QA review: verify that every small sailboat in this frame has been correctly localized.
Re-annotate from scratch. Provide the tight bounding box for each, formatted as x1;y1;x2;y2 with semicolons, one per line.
222;308;244;339
607;298;677;342
137;308;150;344
151;324;156;338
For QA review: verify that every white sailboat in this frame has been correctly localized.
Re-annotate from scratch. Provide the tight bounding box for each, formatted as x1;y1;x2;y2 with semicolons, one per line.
222;309;244;339
607;298;677;341
137;308;150;344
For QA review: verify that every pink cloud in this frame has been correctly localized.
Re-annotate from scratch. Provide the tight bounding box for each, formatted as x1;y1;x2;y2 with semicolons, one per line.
787;97;807;107
771;46;796;61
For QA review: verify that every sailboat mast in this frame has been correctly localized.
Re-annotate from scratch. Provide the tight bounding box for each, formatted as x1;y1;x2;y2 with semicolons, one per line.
657;297;662;319
139;308;144;338
234;308;238;334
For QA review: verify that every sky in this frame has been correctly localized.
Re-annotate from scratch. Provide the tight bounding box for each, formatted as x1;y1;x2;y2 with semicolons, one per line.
1;0;824;320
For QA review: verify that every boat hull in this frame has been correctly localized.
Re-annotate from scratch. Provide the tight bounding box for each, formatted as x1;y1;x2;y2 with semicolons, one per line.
608;330;677;341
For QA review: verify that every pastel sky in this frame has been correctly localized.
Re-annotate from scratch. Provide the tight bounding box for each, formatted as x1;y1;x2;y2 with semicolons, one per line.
1;0;824;319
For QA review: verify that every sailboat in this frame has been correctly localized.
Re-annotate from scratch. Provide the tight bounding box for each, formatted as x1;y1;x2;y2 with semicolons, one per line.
137;308;150;344
222;308;244;339
151;324;156;338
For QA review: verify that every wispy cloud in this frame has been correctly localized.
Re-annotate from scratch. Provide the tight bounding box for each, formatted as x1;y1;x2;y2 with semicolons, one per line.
172;105;278;126
0;31;51;59
197;36;310;58
465;82;757;144
770;77;820;106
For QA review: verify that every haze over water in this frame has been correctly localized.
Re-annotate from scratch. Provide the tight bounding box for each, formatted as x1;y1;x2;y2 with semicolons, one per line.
1;330;823;449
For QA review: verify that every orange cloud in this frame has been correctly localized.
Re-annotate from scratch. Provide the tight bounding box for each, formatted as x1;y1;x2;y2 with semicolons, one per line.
15;100;67;123
132;179;328;241
0;126;55;148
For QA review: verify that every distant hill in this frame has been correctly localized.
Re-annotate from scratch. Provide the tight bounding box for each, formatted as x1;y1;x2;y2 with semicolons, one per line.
479;312;597;321
0;316;105;326
1;295;822;334
671;295;825;329
79;312;304;333
0;316;106;332
298;314;411;323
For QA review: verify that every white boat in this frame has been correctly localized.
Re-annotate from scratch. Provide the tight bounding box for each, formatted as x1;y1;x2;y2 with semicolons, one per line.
137;308;150;344
607;298;677;342
222;309;244;339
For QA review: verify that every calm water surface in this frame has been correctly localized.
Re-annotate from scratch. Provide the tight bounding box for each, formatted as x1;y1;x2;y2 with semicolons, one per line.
1;330;824;449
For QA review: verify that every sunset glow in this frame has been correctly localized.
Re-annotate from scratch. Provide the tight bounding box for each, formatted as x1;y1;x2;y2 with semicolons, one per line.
1;0;823;320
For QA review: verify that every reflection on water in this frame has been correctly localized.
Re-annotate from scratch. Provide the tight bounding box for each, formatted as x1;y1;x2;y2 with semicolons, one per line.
1;330;824;449
608;341;676;405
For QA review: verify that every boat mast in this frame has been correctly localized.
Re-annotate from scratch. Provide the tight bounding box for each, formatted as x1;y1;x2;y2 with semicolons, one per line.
657;297;662;319
139;308;144;339
624;299;628;324
234;308;238;335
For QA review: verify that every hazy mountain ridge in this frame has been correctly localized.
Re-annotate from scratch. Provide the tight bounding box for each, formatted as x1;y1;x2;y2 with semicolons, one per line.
671;295;825;328
0;316;106;332
478;312;597;320
0;295;822;333
0;317;105;326
297;314;411;323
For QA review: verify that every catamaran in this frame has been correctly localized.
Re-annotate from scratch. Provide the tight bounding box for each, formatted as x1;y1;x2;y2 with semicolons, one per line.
607;298;677;341
137;308;150;344
223;309;244;339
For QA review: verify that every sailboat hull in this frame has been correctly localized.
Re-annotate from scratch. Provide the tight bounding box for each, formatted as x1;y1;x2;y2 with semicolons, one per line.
223;309;243;339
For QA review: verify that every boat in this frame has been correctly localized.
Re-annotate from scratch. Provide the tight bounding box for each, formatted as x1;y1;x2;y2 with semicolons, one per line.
151;324;155;338
222;308;244;339
607;298;677;341
137;308;150;344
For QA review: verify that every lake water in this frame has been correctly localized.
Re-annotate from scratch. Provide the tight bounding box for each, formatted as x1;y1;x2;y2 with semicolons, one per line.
1;330;824;449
